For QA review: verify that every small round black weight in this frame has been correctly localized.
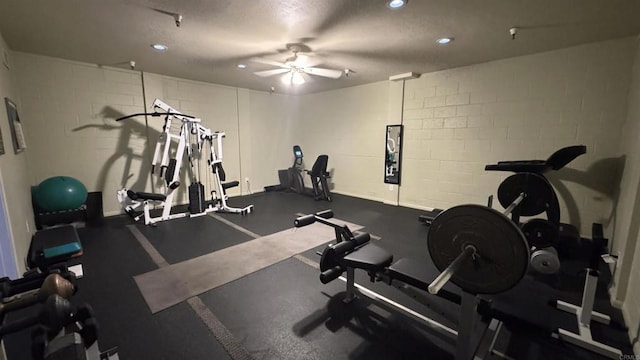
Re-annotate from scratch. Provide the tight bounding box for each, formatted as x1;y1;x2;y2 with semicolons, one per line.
521;218;558;248
498;173;554;217
427;204;530;294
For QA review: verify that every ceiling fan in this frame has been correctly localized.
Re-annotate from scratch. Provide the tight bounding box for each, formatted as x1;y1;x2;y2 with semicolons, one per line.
251;44;344;85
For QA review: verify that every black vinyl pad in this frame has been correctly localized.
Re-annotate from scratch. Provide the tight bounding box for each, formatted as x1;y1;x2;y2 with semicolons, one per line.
128;190;166;201
342;243;393;272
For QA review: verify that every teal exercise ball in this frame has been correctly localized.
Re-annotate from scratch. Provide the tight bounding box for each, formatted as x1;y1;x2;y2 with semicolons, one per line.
35;176;88;212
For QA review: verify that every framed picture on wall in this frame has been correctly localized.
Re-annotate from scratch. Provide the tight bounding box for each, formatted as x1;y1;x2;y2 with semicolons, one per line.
0;121;5;155
4;98;26;153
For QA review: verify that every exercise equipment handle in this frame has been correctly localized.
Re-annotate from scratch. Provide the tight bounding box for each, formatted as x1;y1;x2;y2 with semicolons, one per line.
115;112;162;121
115;111;196;122
294;210;334;227
428;246;476;295
503;192;526;216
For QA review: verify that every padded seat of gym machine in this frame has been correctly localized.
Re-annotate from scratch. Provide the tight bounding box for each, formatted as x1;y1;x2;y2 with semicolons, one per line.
342;243;393;272
388;258;462;305
222;181;239;190
127;190;166;201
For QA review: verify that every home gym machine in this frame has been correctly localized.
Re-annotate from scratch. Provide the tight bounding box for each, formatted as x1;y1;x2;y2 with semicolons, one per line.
295;193;531;360
116;99;253;225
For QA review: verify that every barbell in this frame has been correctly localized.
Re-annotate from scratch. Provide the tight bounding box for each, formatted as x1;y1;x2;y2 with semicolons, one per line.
427;195;530;295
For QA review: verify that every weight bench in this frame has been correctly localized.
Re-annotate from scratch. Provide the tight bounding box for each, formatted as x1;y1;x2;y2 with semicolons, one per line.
27;225;83;272
296;209;526;359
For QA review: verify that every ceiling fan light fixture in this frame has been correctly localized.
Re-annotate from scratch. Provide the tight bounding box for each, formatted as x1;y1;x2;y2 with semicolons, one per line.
387;0;407;9
236;64;247;69
282;71;305;86
292;72;305;85
151;43;168;51
436;37;453;45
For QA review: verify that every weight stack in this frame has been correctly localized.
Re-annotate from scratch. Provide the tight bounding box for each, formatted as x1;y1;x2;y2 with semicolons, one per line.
188;182;206;214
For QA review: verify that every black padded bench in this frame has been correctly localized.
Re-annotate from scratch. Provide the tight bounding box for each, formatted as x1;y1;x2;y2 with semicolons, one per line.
28;225;83;271
342;243;393;273
388;258;462;305
340;244;463;306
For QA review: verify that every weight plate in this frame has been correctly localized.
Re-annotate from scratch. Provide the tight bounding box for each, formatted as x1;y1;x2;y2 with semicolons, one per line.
497;173;554;217
427;204;530;295
522;218;558;248
530;248;560;274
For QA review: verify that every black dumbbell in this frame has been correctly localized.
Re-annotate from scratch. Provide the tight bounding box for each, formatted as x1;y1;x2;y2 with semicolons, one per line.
0;274;75;317
0;294;73;337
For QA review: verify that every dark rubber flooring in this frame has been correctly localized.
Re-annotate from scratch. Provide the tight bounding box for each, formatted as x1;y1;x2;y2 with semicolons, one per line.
4;191;635;359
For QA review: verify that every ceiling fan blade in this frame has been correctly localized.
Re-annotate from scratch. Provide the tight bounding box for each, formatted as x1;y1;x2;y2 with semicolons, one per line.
254;68;291;77
302;67;343;79
293;54;324;68
250;57;289;68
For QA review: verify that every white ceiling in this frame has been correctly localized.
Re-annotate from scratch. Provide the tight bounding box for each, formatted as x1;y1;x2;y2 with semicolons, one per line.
1;0;639;95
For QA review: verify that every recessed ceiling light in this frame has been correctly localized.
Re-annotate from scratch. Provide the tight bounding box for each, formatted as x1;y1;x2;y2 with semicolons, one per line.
436;37;453;45
151;44;168;51
237;64;247;69
387;0;407;9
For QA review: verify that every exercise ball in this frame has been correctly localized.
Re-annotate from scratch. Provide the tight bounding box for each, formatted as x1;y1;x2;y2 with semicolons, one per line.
35;176;88;212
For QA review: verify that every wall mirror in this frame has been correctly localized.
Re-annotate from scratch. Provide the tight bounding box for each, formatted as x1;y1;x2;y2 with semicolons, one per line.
384;124;403;185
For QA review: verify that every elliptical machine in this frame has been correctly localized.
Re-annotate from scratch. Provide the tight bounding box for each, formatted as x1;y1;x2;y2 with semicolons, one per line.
289;145;306;194
266;145;332;201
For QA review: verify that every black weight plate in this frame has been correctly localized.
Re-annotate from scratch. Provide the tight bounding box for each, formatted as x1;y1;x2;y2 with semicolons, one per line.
427;204;530;295
522;218;558;248
498;173;554;217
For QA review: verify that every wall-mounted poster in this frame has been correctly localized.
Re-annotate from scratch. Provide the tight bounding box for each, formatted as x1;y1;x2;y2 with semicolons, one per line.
4;98;26;153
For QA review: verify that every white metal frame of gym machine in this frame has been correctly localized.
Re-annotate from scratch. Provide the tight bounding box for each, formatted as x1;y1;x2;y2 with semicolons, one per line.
116;99;253;225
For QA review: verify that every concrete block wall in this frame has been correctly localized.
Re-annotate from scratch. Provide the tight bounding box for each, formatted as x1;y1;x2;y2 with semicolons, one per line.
237;88;298;193
12;53;296;215
13;52;146;216
297;82;393;200
612;36;640;354
0;35;32;278
400;37;635;235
